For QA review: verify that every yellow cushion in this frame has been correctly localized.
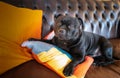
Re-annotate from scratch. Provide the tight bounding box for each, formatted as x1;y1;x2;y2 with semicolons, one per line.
0;2;43;74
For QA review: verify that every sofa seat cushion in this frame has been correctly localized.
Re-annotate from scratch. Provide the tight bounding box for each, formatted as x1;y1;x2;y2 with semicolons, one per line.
85;39;120;78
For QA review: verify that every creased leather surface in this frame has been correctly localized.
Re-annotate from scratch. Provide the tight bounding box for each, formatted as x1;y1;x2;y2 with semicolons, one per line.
86;39;120;78
2;0;120;38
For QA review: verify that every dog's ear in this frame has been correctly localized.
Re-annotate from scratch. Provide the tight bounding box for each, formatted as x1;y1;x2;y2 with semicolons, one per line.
77;18;84;30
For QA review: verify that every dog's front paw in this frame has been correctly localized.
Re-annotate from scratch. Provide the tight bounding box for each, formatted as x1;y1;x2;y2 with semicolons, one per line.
63;63;74;76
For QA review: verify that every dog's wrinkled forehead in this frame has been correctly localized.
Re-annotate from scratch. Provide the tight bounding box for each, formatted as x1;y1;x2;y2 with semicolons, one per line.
56;16;80;26
61;17;74;25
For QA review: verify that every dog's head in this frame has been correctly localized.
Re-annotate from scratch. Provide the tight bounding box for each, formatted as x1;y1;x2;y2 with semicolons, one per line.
54;16;83;41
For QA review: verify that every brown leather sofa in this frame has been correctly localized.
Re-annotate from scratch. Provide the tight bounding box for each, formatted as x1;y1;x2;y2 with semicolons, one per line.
0;0;120;78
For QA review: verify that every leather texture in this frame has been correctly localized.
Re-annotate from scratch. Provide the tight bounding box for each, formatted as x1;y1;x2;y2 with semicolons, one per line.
1;0;120;78
2;0;120;38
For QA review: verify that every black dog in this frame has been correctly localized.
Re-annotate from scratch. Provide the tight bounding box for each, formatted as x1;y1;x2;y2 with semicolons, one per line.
29;16;114;76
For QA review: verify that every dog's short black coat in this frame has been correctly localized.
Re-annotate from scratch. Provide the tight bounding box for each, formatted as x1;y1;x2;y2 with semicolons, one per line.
29;16;114;76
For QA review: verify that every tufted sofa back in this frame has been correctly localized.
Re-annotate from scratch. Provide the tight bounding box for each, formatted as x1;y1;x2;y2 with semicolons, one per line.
2;0;120;39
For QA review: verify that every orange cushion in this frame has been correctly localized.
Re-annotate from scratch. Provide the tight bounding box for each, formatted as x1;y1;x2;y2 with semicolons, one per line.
0;2;43;74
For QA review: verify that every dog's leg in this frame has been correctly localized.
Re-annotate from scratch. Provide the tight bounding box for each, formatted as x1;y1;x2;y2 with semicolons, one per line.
63;48;85;76
98;37;114;66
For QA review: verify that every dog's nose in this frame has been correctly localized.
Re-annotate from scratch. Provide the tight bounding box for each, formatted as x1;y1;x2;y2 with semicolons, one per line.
58;29;66;34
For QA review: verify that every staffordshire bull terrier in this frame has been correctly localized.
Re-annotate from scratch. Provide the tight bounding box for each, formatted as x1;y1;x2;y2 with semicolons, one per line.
29;16;114;76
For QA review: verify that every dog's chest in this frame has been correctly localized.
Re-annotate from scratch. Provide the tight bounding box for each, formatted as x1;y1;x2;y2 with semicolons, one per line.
57;41;69;51
52;37;70;51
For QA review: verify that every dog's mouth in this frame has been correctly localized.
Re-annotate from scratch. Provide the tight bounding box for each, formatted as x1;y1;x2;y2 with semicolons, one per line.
56;35;70;41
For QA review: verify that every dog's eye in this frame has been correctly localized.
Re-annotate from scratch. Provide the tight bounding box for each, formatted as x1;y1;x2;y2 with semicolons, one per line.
57;23;61;26
68;25;71;29
68;25;74;29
